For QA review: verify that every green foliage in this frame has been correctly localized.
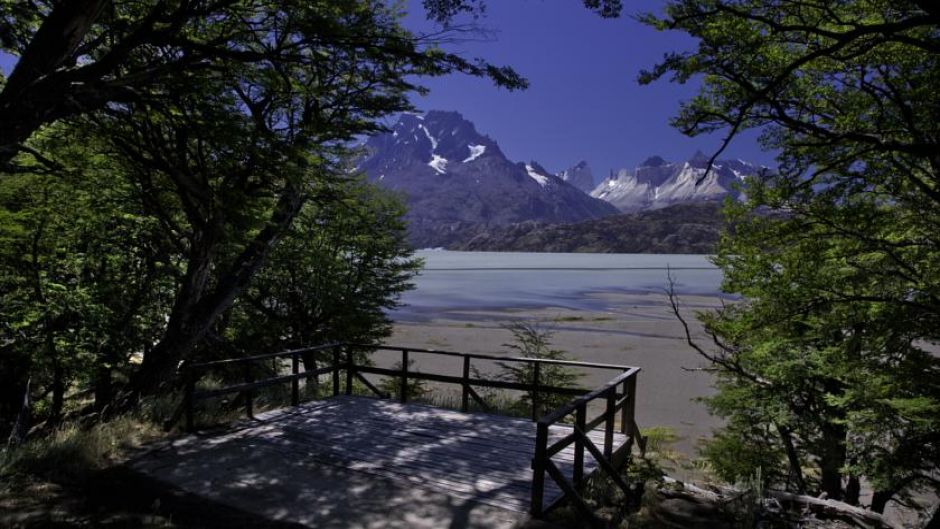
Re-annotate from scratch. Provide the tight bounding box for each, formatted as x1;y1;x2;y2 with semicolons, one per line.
222;180;421;356
0;130;176;425
498;322;583;414
378;360;431;402
2;0;527;434
647;0;940;510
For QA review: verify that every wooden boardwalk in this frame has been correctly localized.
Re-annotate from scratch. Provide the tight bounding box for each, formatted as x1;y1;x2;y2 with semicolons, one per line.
132;395;625;526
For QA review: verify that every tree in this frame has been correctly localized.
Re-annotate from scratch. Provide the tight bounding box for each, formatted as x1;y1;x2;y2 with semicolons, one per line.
499;322;582;416
0;0;529;169
0;128;175;435
38;0;534;399
220;179;421;375
648;0;940;518
1;0;528;427
0;0;632;441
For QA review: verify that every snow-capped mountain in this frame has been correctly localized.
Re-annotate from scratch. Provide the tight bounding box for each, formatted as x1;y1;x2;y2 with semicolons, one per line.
590;152;763;212
556;161;595;193
357;111;618;247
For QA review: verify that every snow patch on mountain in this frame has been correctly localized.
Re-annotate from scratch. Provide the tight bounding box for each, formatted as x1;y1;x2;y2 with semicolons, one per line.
428;154;448;174
419;124;438;151
463;144;486;163
525;164;549;187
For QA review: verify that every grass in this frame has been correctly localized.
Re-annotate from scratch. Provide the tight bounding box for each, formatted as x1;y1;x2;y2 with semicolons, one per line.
0;401;174;528
1;414;161;483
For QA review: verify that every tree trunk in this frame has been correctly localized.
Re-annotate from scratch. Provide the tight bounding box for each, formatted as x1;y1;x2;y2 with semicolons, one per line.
777;423;807;493
6;378;32;448
94;364;113;412
819;457;844;500
770;491;900;529
130;188;305;397
844;475;860;506
817;390;848;500
871;489;894;514
301;351;320;397
0;0;108;165
50;358;65;424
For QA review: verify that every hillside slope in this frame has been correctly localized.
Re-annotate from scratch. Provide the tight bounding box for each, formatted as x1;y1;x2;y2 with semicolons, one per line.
452;202;725;253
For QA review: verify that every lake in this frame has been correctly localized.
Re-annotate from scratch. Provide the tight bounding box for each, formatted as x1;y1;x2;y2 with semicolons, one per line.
393;250;724;321
390;251;727;457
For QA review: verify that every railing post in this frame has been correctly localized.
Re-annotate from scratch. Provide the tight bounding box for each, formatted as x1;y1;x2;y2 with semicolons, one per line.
184;364;195;432
531;361;541;422
604;388;615;460
400;349;409;403
622;371;635;435
345;346;353;395
530;421;549;517
244;362;254;419
461;355;470;412
332;345;341;396
574;402;586;490
291;351;300;406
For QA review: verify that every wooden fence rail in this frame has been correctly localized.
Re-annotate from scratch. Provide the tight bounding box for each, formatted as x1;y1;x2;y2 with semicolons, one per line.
530;367;647;525
180;342;645;523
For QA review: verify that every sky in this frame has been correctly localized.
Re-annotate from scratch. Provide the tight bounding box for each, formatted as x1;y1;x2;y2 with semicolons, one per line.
0;1;776;176
401;0;775;175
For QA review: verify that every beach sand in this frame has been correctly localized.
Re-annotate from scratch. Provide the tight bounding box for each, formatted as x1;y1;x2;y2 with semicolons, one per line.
388;291;725;458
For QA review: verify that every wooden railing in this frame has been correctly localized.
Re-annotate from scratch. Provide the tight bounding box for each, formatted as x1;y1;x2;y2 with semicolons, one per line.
530;366;647;524
180;342;645;522
181;343;343;431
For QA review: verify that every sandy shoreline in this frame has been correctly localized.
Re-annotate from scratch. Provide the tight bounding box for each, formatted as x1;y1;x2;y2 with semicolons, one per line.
388;291;724;458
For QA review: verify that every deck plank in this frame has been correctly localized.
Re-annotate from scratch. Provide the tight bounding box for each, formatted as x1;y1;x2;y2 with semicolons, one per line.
132;395;628;520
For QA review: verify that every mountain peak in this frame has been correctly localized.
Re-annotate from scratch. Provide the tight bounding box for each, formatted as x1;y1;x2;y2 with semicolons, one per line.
639;155;668;167
557;160;595;193
688;150;711;168
527;160;551;175
592;153;759;212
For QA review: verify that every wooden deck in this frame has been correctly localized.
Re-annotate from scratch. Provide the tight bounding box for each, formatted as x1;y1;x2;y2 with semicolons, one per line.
132;395;625;525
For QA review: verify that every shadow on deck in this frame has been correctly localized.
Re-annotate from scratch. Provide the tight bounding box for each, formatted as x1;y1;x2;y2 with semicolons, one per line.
133;396;621;528
134;343;646;528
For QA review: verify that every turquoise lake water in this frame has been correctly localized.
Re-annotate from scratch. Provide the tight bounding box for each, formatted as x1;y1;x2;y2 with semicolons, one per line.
393;251;724;320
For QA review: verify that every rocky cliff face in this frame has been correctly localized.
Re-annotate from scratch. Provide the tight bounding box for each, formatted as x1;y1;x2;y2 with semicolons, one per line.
356;111;619;247
556;160;595;193
590;152;765;212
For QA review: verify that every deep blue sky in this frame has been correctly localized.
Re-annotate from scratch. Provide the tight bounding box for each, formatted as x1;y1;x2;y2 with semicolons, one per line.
0;1;775;176
401;0;774;176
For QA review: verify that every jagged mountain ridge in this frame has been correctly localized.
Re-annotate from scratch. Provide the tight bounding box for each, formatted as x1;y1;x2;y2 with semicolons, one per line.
556;161;595;193
357;110;619;247
590;152;763;212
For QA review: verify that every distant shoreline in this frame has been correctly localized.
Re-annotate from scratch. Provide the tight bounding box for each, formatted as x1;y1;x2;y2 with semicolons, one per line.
392;284;736;323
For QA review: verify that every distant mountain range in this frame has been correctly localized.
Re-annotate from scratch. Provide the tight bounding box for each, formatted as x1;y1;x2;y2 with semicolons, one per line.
356;111;617;247
357;110;767;250
590;153;761;212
